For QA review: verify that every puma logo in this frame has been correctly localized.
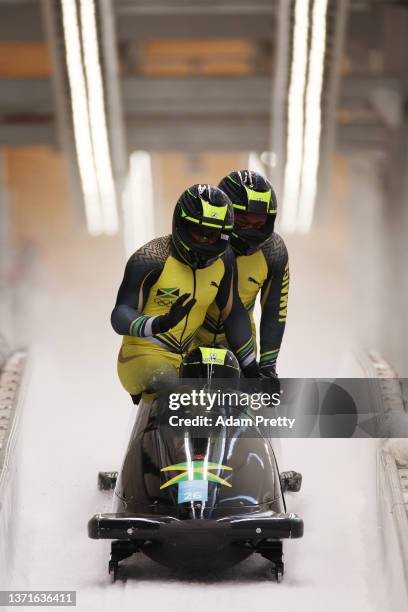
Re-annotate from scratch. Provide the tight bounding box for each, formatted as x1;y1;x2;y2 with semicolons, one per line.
211;281;219;288
118;346;138;364
248;276;262;286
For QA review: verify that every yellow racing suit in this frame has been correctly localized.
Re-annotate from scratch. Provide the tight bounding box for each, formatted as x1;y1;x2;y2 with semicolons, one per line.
195;233;289;373
111;236;257;396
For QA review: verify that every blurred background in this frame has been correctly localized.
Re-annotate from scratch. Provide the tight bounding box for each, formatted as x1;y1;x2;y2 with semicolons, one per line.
0;0;408;377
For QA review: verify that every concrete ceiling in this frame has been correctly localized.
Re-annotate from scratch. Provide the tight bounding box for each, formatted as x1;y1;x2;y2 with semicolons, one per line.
0;0;406;153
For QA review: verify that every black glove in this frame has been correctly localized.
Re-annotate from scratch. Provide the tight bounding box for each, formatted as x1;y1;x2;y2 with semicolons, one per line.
152;293;196;334
241;360;259;378
259;364;280;397
259;363;278;379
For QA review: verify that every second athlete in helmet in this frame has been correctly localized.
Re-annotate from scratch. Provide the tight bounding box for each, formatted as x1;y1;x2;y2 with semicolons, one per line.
195;170;289;378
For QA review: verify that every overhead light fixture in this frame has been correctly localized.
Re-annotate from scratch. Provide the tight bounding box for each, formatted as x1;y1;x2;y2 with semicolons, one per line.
61;0;102;235
122;151;155;257
280;0;328;234
297;0;328;232
61;0;118;236
79;0;118;235
281;0;310;233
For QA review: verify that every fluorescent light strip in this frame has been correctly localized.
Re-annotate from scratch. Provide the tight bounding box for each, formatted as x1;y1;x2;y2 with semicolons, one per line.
297;0;328;232
281;0;310;233
122;151;155;257
80;0;119;235
61;0;102;235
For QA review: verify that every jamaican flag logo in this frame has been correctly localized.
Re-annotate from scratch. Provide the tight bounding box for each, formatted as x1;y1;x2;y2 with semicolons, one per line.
159;461;232;489
154;287;180;306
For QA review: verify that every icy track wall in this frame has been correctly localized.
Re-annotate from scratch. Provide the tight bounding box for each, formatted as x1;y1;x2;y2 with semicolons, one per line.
379;447;408;610
0;339;27;589
368;354;408;611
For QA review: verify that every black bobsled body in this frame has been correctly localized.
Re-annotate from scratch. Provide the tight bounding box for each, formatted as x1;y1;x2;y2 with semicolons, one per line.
89;387;303;579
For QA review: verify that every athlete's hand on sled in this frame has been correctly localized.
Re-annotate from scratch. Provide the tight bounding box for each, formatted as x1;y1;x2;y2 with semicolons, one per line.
238;361;260;393
241;360;259;378
259;364;280;396
153;293;197;333
259;364;278;379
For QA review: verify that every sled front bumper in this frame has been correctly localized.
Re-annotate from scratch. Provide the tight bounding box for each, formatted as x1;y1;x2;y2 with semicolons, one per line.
88;512;304;541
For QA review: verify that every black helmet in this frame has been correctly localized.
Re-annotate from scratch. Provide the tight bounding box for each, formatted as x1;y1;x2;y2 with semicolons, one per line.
218;170;277;255
180;346;240;381
172;184;233;268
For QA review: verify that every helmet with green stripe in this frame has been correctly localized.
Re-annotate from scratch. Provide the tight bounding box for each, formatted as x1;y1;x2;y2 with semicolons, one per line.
180;346;240;381
218;170;277;255
172;184;233;268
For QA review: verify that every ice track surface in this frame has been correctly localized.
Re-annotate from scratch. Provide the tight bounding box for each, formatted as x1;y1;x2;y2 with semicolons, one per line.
7;229;390;612
10;371;388;612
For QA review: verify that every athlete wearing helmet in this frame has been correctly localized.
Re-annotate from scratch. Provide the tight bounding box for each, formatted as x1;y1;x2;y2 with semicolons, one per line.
180;346;240;382
195;171;289;378
111;184;258;402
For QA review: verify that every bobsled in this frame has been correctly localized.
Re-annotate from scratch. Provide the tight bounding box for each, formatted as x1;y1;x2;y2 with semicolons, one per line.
88;347;303;582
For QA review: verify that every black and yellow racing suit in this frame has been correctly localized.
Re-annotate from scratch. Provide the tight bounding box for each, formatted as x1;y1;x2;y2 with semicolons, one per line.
195;233;289;372
111;235;256;396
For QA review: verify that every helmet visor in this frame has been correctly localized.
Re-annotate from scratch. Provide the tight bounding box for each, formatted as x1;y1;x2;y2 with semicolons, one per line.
187;224;222;245
231;213;275;254
178;218;229;264
234;211;268;230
